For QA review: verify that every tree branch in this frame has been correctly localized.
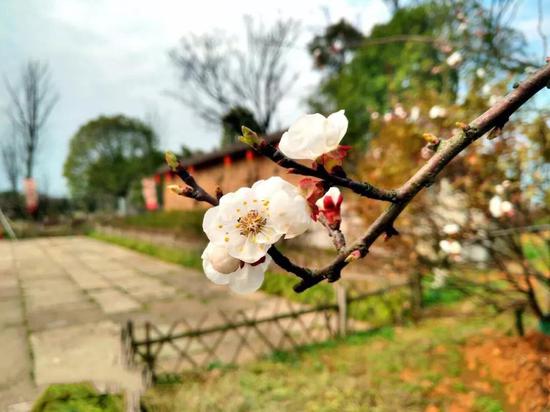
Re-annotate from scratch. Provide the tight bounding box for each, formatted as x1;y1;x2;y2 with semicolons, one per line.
283;63;550;292
167;157;219;207
247;139;399;202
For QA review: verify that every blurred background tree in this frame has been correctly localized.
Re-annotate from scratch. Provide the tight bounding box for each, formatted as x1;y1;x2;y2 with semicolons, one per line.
63;115;163;211
4;60;58;179
169;16;299;143
302;0;548;330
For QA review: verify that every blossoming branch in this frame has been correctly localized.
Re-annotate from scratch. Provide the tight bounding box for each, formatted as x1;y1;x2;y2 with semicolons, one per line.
166;62;550;294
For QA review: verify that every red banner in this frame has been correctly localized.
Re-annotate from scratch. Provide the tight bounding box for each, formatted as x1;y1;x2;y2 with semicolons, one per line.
141;178;158;211
23;178;38;213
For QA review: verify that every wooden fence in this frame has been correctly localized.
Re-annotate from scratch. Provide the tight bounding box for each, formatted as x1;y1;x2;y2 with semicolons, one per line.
122;283;414;382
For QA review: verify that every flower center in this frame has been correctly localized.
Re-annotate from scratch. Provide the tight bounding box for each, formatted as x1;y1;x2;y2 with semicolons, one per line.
236;209;267;236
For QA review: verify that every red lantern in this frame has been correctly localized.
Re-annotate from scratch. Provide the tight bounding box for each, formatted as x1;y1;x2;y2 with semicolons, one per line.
246;150;254;161
224;155;232;167
154;174;161;184
188;165;195;173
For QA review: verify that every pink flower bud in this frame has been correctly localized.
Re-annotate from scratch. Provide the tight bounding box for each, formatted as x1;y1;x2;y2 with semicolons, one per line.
316;187;343;226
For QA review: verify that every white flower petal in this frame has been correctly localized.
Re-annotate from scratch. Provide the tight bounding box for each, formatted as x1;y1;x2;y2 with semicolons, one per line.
327;110;348;140
229;237;270;263
279;111;348;160
228;256;271;294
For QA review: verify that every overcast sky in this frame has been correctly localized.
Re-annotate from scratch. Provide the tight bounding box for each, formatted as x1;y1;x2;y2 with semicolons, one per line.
0;0;547;196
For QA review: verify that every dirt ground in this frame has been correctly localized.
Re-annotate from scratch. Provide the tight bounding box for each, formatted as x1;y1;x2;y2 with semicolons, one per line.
464;331;550;412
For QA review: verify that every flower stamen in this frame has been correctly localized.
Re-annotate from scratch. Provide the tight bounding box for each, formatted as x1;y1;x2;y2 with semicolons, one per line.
236;209;267;236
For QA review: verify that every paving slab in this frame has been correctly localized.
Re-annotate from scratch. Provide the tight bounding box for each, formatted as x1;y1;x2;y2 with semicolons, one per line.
88;288;141;313
0;299;24;327
25;290;87;312
0;326;36;411
26;300;104;332
69;273;110;290
30;321;142;390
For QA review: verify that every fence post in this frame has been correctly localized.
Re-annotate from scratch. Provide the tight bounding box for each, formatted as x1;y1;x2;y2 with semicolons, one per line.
144;321;156;382
409;272;423;322
335;284;348;337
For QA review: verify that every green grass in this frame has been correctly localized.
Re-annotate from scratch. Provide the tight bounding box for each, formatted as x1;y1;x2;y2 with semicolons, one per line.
105;210;206;238
141;315;513;412
31;383;123;412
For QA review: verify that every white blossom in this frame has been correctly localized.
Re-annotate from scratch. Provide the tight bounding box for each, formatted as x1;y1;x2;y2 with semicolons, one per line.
489;195;503;217
409;106;420;122
482;84;491;96
494;184;504;195
202;177;311;263
278;110;348;160
501;201;513;214
371;111;380;120
443;223;460;235
394;104;407;119
439;239;462;255
383;113;393;122
446;51;463;67
202;243;271;294
476;68;486;78
489;195;513;218
429;105;447;119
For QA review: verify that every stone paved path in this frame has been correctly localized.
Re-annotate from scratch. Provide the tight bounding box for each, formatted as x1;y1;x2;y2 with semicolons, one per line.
0;236;283;410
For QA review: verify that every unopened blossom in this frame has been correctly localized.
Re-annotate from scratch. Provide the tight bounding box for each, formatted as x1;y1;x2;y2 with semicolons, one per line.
439;239;462;255
429;105;447;119
443;223;460;235
203;177;311;263
202;243;271;293
278;110;348;160
489;195;514;218
446;51;463;67
315;187;343;226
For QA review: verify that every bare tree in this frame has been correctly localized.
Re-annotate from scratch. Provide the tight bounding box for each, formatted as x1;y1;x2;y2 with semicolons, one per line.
1;123;20;193
169;17;299;134
4;61;58;179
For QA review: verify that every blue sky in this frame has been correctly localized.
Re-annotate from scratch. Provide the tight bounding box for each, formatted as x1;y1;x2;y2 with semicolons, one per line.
0;0;547;196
